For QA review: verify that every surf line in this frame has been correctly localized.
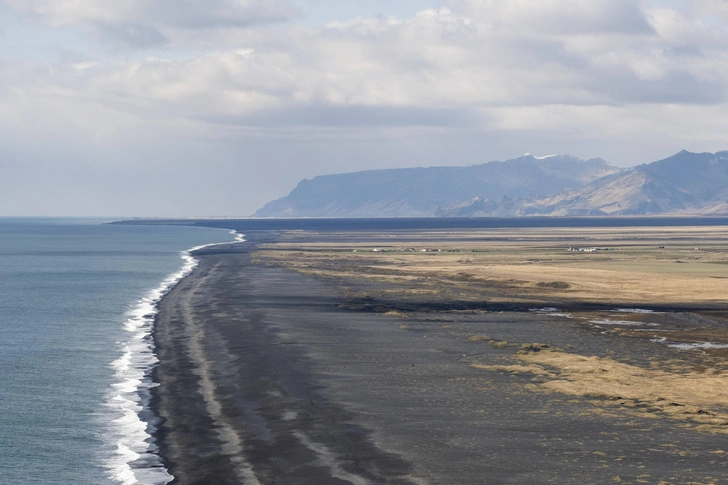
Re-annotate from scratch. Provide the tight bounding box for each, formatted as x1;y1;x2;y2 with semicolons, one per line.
105;230;245;485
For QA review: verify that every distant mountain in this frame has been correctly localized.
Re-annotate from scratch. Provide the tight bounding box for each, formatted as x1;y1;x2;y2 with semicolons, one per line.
436;150;728;217
255;155;620;217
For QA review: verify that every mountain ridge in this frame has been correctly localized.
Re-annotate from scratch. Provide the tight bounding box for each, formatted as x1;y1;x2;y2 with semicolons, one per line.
256;150;728;218
436;151;728;217
255;154;621;217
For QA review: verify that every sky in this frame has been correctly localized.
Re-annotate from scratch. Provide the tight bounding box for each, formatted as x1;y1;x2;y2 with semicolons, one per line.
1;0;727;216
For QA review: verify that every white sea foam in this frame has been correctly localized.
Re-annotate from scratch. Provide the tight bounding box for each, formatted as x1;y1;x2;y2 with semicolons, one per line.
104;230;245;485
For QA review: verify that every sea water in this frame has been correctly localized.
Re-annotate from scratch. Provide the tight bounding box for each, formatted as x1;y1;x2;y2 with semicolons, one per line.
0;218;237;485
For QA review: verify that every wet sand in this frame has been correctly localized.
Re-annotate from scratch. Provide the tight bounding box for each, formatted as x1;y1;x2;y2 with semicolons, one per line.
153;233;728;484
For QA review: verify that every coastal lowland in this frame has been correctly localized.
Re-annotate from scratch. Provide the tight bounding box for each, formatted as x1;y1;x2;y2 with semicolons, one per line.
150;222;728;484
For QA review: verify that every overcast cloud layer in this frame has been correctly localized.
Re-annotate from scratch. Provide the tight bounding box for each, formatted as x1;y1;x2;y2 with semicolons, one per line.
1;0;727;216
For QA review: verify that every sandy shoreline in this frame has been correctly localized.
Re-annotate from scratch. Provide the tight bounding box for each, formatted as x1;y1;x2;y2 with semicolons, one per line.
152;231;728;484
152;234;417;484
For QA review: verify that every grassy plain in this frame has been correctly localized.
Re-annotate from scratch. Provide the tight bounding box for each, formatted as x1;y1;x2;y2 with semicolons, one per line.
253;225;728;435
254;226;728;307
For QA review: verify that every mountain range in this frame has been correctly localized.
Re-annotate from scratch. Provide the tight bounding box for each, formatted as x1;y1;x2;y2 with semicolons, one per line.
255;150;728;218
436;150;728;217
255;155;620;217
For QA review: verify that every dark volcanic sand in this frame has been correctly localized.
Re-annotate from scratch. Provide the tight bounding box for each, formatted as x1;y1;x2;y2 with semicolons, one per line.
153;234;728;485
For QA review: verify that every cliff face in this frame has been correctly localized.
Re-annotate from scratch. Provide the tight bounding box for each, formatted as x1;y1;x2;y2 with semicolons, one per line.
255;155;620;217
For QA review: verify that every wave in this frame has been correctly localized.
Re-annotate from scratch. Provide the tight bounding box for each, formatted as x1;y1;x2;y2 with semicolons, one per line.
104;230;245;485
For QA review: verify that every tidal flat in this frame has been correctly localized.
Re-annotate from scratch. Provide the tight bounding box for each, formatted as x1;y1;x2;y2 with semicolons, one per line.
155;226;728;484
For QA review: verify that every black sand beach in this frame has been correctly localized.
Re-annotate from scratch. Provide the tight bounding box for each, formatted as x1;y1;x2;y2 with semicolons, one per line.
153;232;728;484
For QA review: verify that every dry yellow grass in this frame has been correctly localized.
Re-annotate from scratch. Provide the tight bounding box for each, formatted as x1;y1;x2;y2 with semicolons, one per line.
254;226;728;433
474;349;728;433
254;225;728;307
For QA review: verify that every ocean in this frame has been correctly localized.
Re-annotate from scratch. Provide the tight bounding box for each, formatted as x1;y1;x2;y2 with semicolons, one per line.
0;218;237;485
6;216;728;484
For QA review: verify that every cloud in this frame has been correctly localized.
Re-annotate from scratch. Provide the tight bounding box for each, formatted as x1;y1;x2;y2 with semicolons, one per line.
1;0;728;215
204;104;479;128
692;0;728;22
5;0;300;47
446;0;654;35
3;2;728;124
1;1;728;136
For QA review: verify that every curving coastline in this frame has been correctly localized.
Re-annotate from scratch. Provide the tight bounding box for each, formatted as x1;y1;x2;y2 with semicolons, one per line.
106;241;204;485
107;230;242;485
151;233;420;484
150;229;728;484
